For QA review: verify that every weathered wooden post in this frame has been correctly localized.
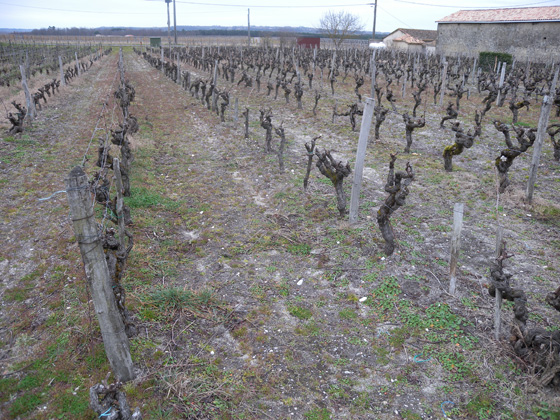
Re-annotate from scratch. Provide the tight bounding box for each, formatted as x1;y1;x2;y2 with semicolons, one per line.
66;166;135;381
439;61;448;106
176;53;181;84
527;66;559;203
59;55;65;86
470;58;477;86
118;48;125;86
349;97;375;223
449;203;464;295
212;59;218;112
75;52;81;76
161;47;164;74
113;159;126;250
25;50;30;80
496;63;506;105
494;225;504;340
313;46;317;74
370;48;377;99
19;64;36;120
234;97;239;124
243;108;249;139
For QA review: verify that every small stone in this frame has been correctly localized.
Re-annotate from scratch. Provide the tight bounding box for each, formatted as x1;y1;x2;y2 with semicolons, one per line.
297;279;303;286
359;297;367;302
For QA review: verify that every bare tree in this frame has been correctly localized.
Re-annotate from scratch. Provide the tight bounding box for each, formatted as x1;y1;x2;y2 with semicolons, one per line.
319;10;364;49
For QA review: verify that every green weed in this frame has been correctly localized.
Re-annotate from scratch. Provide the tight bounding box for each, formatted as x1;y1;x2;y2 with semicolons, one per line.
288;305;313;320
146;287;214;312
339;308;358;320
287;243;311;256
124;186;182;210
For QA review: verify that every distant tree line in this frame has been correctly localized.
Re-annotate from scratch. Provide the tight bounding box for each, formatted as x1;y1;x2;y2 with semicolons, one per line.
27;26;373;40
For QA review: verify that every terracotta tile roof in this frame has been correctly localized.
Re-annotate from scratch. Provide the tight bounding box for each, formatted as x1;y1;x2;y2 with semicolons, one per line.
394;34;424;45
399;29;437;42
437;6;560;23
384;28;437;45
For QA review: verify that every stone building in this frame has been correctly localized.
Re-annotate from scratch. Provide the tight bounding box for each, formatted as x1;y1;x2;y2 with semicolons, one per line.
436;6;560;61
383;29;437;54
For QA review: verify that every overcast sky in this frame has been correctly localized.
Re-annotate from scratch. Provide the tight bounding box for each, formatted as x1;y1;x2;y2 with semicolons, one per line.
1;0;560;32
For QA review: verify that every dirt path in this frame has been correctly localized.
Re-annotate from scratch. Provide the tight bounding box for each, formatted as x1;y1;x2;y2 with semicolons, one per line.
1;49;559;419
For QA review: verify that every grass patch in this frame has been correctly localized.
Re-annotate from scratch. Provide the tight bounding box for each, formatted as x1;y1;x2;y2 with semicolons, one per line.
4;286;29;302
339;308;358;320
52;390;92;419
0;377;18;402
8;392;44;418
465;392;495;419
286;243;311;256
535;203;560;226
124;186;182;210
304;407;332;419
144;287;218;314
288;305;313;320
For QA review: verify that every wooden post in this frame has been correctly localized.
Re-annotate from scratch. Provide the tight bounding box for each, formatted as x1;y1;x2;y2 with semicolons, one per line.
118;49;125;87
496;63;506;106
449;203;464;295
19;64;36;120
212;59;218;112
59;55;65;86
161;47;164;74
439;61;448;106
25;50;30;80
349;97;375;223
370;49;377;100
75;52;81;76
247;8;250;48
234;97;239;124
113;159;126;250
470;58;477;86
313;46;317;73
176;53;181;84
65;166;135;382
243;108;249;139
494;225;504;340
526;66;559;203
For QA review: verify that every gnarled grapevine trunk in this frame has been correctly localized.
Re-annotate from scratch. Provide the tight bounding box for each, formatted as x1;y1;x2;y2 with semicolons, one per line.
377;155;414;256
442;113;481;172
494;121;536;193
315;149;351;217
489;245;560;387
403;112;425;153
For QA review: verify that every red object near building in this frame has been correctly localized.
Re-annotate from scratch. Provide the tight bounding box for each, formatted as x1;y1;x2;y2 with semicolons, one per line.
297;37;320;49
